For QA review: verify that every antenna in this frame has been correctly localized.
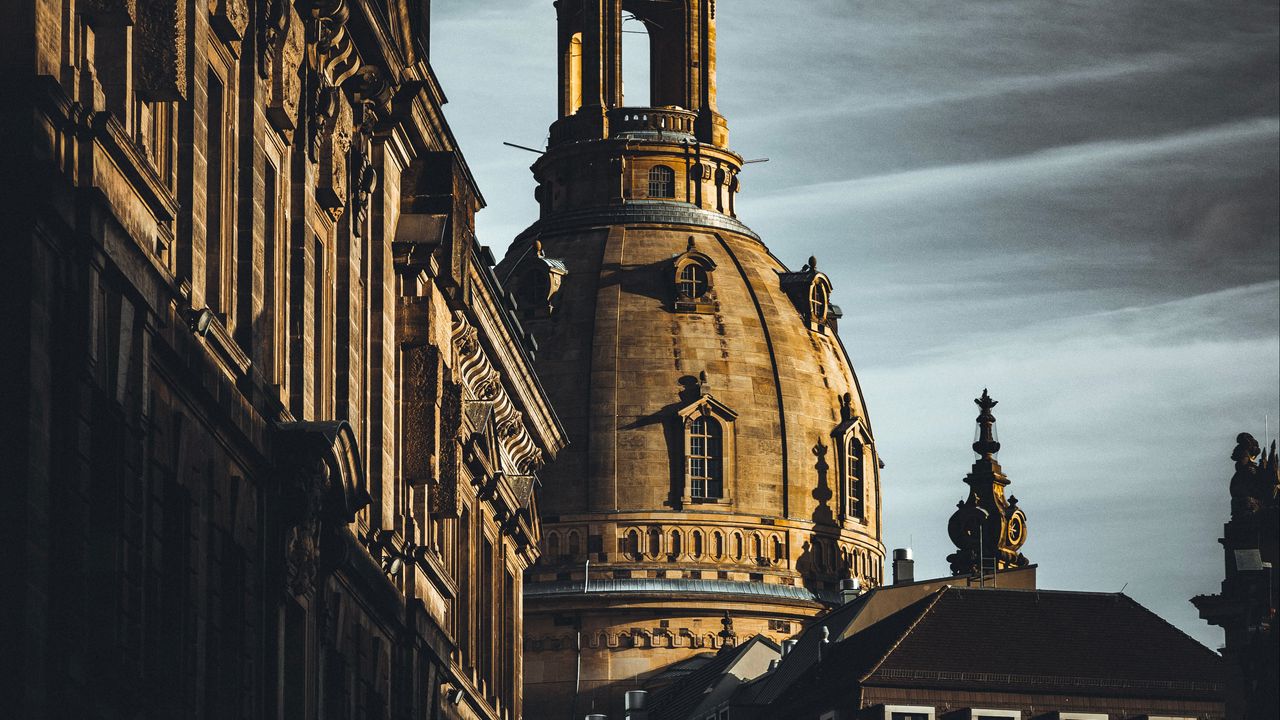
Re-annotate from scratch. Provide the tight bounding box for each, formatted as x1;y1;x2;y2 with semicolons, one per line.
743;158;770;164
503;141;545;155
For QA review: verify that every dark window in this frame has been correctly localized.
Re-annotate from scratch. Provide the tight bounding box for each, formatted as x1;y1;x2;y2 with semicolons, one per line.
678;263;709;299
648;165;675;198
689;417;723;499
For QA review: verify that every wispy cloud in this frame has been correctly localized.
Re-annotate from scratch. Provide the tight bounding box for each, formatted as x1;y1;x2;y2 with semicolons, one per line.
755;117;1280;208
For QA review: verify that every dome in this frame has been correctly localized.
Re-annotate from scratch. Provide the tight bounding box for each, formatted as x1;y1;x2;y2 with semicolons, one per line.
501;211;884;591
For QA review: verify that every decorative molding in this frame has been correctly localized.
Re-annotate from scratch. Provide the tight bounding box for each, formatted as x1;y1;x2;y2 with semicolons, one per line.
451;311;544;476
210;0;249;43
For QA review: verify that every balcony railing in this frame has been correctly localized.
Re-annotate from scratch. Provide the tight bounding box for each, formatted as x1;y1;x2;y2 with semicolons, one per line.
608;107;697;138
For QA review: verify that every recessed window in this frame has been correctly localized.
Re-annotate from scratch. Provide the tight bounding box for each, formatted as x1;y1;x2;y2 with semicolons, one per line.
689;417;724;499
648;165;676;198
678;263;709;299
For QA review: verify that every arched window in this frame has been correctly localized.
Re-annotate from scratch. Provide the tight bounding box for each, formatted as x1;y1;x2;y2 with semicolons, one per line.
688;417;724;499
813;540;826;570
626;529;641;560
567;531;581;558
847;439;865;520
753;533;764;563
677;263;708;300
713;531;724;559
809;280;829;323
648;165;675;198
733;533;744;561
670;530;682;558
772;536;784;563
547;532;561;559
692;530;704;559
648;527;662;558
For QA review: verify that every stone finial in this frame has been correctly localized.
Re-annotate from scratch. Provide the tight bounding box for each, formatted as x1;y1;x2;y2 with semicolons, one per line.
534;239;545;257
697;370;710;397
687;236;696;252
972;388;1001;458
840;392;854;422
808;255;818;271
718;611;736;641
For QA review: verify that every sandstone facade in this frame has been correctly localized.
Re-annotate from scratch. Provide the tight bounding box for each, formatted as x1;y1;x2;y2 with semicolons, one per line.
1;1;564;719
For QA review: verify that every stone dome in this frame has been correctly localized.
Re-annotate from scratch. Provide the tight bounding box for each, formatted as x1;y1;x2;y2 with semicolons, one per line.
501;207;885;593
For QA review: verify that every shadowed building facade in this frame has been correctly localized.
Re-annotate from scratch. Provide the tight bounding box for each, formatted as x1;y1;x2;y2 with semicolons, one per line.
496;1;885;716
1;1;565;718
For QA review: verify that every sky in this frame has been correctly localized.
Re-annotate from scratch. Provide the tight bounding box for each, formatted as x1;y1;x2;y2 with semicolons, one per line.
430;0;1280;650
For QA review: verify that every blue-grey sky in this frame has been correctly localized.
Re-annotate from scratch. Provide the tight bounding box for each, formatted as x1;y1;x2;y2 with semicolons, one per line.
432;0;1280;649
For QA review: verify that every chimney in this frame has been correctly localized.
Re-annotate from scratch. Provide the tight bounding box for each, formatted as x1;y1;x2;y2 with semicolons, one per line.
624;690;649;720
892;548;914;584
839;577;862;604
781;638;797;656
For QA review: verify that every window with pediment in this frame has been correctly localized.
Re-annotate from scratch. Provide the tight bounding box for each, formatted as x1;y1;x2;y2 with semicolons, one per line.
677;378;737;506
832;392;874;525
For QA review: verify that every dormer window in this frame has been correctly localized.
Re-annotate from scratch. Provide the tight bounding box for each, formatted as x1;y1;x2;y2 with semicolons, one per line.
779;255;836;333
676;371;737;506
510;240;567;319
832;392;875;525
809;279;830;323
672;237;716;312
648;165;675;198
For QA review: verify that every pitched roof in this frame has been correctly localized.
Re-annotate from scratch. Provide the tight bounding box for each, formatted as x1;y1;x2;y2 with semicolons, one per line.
647;636;780;720
775;586;1224;709
864;587;1225;697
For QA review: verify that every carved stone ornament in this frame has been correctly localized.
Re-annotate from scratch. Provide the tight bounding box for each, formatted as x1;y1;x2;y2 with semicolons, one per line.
284;457;328;597
82;0;137;26
209;0;249;43
276;421;370;596
266;5;305;136
136;0;189;101
1229;432;1279;518
315;90;353;210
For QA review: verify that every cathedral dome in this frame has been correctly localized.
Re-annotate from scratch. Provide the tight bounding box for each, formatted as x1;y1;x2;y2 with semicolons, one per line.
501;1;885;713
502;218;884;590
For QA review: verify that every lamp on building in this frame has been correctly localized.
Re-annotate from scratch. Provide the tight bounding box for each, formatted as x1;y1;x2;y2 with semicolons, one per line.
183;307;215;337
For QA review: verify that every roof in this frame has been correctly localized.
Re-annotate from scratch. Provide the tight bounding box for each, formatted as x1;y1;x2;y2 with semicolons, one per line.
525;578;828;603
774;586;1225;710
647;636;780;720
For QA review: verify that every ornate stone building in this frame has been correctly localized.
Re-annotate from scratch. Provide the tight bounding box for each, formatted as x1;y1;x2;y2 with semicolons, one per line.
1193;434;1279;719
1;0;565;718
497;1;885;715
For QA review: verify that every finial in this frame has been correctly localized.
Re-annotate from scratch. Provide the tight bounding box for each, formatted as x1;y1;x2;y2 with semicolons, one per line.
972;388;1001;457
840;392;853;421
533;239;544;257
698;370;709;397
808;255;818;271
687;236;696;252
718;611;736;639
